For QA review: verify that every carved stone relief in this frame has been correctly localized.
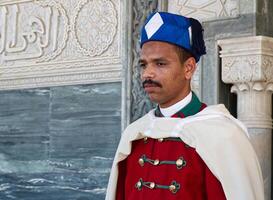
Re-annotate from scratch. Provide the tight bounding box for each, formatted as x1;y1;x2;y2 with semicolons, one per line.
222;55;261;83
168;0;239;21
0;1;69;63
0;0;121;90
71;0;117;57
262;57;273;81
222;55;273;83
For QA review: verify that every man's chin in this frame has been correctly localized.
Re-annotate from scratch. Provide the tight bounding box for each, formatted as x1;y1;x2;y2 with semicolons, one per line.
147;94;160;104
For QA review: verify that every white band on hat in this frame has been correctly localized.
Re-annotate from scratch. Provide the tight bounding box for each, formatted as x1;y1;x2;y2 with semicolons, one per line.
145;12;164;39
188;26;192;46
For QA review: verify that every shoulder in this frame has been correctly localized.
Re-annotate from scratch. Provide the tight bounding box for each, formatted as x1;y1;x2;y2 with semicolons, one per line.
123;109;155;136
197;104;248;134
183;104;249;141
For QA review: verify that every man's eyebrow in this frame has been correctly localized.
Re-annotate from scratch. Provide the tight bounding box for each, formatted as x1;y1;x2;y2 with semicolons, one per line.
139;57;168;63
138;59;146;64
153;57;168;62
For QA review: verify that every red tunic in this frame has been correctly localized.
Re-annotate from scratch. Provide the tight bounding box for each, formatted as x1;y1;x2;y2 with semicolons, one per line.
116;93;226;200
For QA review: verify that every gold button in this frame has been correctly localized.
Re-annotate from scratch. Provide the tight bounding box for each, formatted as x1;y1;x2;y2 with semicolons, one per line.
158;138;164;142
169;184;176;192
153;159;160;165
176;157;186;169
136;181;142;188
149;182;155;189
176;158;183;167
138;158;145;167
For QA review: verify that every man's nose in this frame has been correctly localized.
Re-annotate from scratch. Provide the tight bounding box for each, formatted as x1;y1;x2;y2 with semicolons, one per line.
141;65;155;80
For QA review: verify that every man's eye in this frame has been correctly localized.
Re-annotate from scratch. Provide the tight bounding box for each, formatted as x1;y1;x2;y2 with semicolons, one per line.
139;63;146;68
157;62;166;66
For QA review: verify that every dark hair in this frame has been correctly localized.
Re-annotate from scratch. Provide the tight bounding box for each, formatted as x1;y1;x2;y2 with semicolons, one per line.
173;45;193;64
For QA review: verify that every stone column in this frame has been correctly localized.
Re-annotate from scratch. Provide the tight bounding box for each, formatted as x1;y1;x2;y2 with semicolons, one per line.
218;36;273;200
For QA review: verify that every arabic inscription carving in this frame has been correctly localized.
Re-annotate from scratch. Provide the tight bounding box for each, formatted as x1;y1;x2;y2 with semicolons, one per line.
0;0;69;64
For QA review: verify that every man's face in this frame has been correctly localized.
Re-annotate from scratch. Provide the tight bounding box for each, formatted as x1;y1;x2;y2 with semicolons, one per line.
140;41;192;108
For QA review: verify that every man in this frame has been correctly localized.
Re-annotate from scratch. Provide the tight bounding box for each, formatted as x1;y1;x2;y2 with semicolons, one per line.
106;12;264;200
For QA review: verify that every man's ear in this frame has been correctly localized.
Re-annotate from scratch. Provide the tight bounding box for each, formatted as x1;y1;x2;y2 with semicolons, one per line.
184;57;197;80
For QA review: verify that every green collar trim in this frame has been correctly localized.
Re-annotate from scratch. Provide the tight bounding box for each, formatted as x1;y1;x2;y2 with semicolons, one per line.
155;92;202;118
179;92;202;117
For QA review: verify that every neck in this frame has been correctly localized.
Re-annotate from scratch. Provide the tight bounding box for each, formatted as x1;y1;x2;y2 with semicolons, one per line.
159;92;192;117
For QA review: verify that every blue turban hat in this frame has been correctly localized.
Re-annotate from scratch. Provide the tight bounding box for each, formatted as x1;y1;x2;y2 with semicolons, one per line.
140;12;206;62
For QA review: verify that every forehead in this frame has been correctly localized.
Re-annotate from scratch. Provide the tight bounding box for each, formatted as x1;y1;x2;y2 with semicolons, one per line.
140;41;178;60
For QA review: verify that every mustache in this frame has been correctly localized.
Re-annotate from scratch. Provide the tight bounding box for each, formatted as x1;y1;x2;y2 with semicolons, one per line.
142;79;162;88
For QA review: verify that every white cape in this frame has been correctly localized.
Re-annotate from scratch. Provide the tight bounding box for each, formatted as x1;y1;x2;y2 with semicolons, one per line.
106;104;264;200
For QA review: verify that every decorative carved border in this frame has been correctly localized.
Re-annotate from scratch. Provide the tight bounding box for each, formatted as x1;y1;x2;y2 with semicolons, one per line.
0;70;122;90
0;58;120;75
0;0;32;5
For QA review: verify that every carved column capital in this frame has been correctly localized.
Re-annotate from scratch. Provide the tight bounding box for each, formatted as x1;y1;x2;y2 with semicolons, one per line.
218;36;273;84
218;36;273;129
